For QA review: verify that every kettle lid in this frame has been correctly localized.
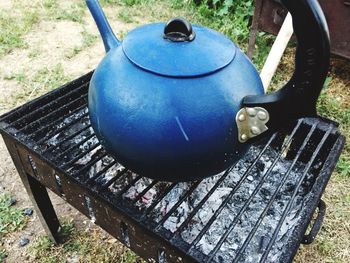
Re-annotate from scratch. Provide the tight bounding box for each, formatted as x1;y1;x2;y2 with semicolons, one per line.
122;18;237;77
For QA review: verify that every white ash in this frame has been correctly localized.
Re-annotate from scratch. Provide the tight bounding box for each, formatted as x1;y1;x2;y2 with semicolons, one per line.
122;177;155;204
56;136;100;167
74;146;101;165
187;149;312;263
106;168;140;192
41;108;89;149
86;155;115;178
46;133;61;147
41;110;321;262
78;136;99;151
100;145;317;263
93;162;125;185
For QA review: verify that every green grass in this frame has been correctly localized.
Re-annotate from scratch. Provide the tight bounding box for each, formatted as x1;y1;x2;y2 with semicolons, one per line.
0;10;39;57
0;193;27;262
118;11;134;23
317;73;350;178
0;193;27;238
336;156;350;177
0;246;6;262
65;30;98;59
42;0;86;23
9;64;69;106
29;220;143;263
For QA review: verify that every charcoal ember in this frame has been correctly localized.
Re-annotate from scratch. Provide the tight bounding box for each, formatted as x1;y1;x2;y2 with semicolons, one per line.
256;160;265;172
46;133;60;147
163;201;190;232
42;108;89;149
74;146;100;165
88;160;103;178
259;236;269;253
157;183;190;217
140;188;157;204
56;108;88;130
180;147;312;263
9;197;17;206
88;155;116;176
38;109;321;263
108;171;138;193
19;238;29;247
123;178;154;202
99;163;124;184
23;208;33;216
163;216;179;233
78;136;99;151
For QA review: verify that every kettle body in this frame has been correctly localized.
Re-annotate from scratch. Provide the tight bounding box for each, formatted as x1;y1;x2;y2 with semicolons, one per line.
89;43;264;181
86;0;330;181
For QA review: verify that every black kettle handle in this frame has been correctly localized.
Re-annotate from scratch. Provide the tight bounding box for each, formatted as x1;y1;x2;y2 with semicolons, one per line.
242;0;330;132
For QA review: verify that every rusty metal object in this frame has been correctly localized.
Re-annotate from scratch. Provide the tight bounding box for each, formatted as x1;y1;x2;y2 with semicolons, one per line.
250;0;350;59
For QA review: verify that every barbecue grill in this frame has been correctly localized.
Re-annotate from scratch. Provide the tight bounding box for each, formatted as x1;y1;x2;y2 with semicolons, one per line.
0;72;345;263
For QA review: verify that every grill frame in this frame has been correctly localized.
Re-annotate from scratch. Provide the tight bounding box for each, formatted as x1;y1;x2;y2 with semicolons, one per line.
0;72;345;263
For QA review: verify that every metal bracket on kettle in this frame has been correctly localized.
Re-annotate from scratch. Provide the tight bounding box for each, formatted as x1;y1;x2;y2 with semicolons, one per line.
236;107;270;143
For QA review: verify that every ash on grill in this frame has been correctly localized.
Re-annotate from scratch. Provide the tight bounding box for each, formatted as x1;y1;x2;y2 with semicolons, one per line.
38;111;321;263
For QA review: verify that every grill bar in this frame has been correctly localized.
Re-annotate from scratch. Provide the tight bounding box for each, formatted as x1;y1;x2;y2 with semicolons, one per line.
42;124;92;154
259;126;333;263
206;121;318;262
4;83;88;130
101;168;129;189
170;133;278;242
170;171;229;239
133;180;159;204
114;175;143;197
187;127;295;252
86;161;117;183
27;105;87;143
232;126;324;262
18;94;87;134
188;120;302;252
60;143;100;169
36;112;89;145
69;149;108;176
143;183;177;217
54;133;96;161
157;181;201;229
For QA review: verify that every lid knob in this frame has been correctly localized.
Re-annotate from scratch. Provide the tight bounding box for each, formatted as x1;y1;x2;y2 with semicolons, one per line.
164;17;196;42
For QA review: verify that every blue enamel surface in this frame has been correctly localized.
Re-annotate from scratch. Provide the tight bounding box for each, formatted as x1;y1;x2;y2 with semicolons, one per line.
86;0;120;52
89;46;264;181
123;23;236;77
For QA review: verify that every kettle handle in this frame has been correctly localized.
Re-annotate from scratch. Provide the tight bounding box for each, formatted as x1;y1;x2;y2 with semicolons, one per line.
242;0;330;132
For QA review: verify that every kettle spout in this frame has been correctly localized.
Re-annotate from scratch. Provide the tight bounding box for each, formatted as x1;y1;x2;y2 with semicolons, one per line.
86;0;120;52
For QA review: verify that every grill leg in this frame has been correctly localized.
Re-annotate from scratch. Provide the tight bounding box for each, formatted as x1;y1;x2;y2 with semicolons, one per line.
3;138;61;244
20;173;61;244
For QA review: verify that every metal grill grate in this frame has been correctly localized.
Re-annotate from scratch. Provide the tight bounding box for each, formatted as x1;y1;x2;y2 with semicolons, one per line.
0;72;345;263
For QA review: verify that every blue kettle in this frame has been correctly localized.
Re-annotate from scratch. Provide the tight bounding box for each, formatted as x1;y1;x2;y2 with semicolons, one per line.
86;0;330;182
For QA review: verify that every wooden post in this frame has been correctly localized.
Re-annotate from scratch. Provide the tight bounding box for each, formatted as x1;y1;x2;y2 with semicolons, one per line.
260;13;294;91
